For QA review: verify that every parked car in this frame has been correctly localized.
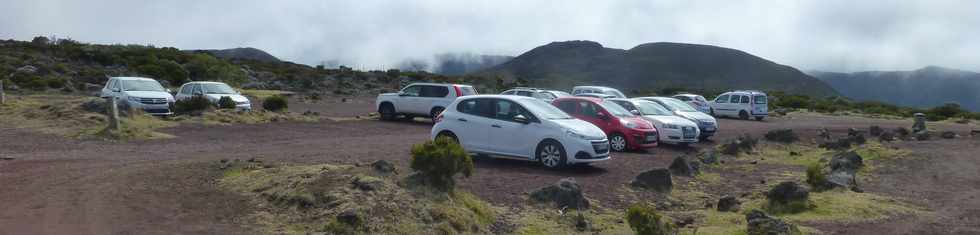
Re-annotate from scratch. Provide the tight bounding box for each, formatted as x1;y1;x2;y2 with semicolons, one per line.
571;86;626;98
542;90;572;98
635;97;718;140
100;77;175;116
553;97;658;151
575;93;617;99
709;90;768;121
376;83;477;121
500;87;559;102
607;98;701;146
672;94;711;113
431;95;610;169
175;81;252;111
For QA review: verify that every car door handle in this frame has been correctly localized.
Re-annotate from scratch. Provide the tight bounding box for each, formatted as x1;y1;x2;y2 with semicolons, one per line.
491;124;501;128
457;118;467;122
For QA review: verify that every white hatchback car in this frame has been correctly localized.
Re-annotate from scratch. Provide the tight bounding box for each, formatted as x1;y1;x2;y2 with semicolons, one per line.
175;81;252;111
100;77;175;116
607;98;701;146
431;95;610;169
636;97;718;140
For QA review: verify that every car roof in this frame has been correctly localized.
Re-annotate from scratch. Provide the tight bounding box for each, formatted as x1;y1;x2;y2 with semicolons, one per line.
406;82;471;87
458;94;538;102
673;94;702;97
183;81;227;85
573;85;616;91
554;96;603;103
111;76;157;81
723;90;766;95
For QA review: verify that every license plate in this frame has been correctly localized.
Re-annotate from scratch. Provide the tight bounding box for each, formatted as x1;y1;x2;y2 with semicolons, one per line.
705;126;715;131
645;135;656;141
684;133;696;138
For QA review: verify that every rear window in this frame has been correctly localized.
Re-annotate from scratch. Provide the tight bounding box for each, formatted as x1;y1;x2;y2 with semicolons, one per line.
421;86;449;97
674;96;692;101
458;86;477;96
754;95;767;104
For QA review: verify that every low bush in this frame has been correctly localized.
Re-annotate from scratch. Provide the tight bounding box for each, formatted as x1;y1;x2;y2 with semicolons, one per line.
805;162;828;190
174;95;211;115
262;95;288;112
626;203;673;235
409;137;473;192
217;96;236;109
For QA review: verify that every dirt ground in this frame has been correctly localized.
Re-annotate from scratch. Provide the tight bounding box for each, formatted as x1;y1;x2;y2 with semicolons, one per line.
1;96;978;234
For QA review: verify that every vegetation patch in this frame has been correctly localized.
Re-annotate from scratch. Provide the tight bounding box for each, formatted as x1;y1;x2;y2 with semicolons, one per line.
514;208;631;235
241;89;291;100
0;94;175;140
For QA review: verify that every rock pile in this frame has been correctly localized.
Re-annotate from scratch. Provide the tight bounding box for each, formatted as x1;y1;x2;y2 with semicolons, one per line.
764;129;799;143
745;209;801;235
529;178;590;209
631;168;673;193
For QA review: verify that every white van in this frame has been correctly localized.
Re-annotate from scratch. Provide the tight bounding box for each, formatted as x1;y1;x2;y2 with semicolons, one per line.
571;86;626;98
708;90;768;121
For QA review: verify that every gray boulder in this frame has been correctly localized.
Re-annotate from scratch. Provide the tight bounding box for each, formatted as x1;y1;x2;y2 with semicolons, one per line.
764;129;799;143
745;210;801;235
869;125;883;136
915;131;931;141
371;160;397;174
351;175;383;191
529;178;590;209
717;195;740;212
631;168;673;193
698;149;719;165
766;182;809;205
941;131;956;139
669;156;699;177
830;151;864;172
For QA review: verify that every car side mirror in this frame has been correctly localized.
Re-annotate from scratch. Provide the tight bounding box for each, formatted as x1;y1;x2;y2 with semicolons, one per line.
513;114;530;124
597;112;609;120
630;110;640;115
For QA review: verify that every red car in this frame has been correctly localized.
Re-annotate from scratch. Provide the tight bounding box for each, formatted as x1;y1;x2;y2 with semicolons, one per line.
553;97;658;151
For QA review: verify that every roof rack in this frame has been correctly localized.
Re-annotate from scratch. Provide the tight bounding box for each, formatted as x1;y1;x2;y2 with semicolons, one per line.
733;90;765;94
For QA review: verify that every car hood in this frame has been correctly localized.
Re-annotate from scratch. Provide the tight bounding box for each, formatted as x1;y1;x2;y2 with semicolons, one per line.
205;94;250;103
675;111;716;123
641;115;698;127
552;119;607;140
124;91;174;100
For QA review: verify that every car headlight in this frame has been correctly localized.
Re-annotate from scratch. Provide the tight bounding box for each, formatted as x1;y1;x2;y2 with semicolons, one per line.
565;129;590;140
663;123;679;129
624;121;638;129
127;96;141;102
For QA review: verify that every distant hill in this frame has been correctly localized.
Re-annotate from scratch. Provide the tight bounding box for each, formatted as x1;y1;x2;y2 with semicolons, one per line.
478;41;838;97
809;66;980;111
188;47;281;63
433;53;512;75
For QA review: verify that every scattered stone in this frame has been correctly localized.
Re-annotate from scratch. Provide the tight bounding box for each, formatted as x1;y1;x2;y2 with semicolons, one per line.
750;161;758;165
720;134;758;155
830;151;864;172
767;182;809;205
915;131;931;141
895;127;911;139
337;209;363;226
529;178;590;209
819;137;853;150
669;156;699;177
912;113;927;134
817;128;831;140
941;131;956;139
764;129;799;143
773;108;791;116
717;195;740;212
869;125;884;136
697;149;719;165
631;168;673;193
0;156;15;161
371;160;397;174
745;209;801;235
352;175;384;191
847;128;861;137
341;98;348;103
879;131;895;142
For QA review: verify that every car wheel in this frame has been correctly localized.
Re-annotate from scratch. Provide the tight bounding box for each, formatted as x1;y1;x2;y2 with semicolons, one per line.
537;140;567;169
699;135;710;141
739;110;749;120
436;132;458;144
379;103;395;121
610;133;628;152
754;116;764;121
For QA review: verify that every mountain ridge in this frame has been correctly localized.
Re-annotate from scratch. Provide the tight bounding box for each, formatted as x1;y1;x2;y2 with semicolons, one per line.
809;66;980;111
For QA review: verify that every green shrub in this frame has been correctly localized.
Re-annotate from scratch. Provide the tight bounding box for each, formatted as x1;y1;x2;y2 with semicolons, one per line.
217;96;236;109
626;204;673;235
44;77;67;89
174;95;211;115
805;162;828;190
409;137;473;192
262;95;288;112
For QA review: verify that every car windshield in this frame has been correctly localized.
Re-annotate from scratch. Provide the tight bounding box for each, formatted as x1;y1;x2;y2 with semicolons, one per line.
635;101;672;115
203;83;236;94
604;90;626;98
601;100;634;117
550;91;571;97
522;99;573;120
122;80;165;92
661;98;698;112
754;95;767;104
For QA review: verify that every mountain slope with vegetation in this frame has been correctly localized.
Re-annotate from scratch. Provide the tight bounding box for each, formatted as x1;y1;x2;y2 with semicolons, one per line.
187;47;281;63
479;41;839;97
809;66;980;112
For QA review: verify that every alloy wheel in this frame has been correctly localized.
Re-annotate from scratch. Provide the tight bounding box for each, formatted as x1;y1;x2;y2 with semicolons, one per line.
540;144;561;167
610;135;627;151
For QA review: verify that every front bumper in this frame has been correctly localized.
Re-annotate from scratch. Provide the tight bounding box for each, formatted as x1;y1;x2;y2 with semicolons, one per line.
698;121;717;137
236;103;253;111
627;129;659;149
566;138;611;164
127;100;173;116
660;126;700;144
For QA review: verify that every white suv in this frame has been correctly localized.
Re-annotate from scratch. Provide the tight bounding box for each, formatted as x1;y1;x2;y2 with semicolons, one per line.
571;86;626;98
376;83;477;121
709;90;768;121
100;77;175;116
608;98;701;146
431;95;610;169
175;81;252;111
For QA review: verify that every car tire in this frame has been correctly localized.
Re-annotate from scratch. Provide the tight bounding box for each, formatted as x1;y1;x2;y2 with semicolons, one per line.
537;140;567;169
754;116;764;121
699;135;710;141
609;133;629;152
436;131;458;144
739;110;749;120
379;103;396;121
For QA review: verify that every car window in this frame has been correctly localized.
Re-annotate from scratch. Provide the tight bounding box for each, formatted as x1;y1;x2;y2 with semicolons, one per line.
635;101;672;115
601;100;634;117
729;95;740;103
191;84;203;95
663;99;698;112
494;99;534;122
180;85;193;94
741;95;750;104
611;100;636;112
523;99;572;120
534;92;556;100
754;95;767;104
401;85;421;96
457;98;494;118
579;101;599;118
421;85;449;98
516;91;532;97
696;96;707;102
502;90;515;95
716;95;729;103
557;101;578;114
122;80;165;92
202;83;236;94
674;96;692;101
457;99;478;114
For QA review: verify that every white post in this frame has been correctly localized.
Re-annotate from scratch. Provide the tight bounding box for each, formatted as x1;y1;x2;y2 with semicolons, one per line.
108;97;120;131
1;79;5;105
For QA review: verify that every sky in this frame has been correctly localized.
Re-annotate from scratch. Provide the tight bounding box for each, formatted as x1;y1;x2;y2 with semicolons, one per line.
2;0;978;72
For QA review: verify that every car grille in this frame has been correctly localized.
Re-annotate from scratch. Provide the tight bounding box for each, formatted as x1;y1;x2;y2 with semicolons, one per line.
642;131;658;144
139;98;168;104
682;127;697;139
591;140;609;154
144;108;170;114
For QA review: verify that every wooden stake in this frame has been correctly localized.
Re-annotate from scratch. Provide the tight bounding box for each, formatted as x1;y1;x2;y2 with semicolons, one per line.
108;97;121;131
1;79;5;105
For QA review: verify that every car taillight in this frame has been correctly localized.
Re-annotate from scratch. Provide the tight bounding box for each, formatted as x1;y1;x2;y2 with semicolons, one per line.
434;112;444;123
454;85;463;97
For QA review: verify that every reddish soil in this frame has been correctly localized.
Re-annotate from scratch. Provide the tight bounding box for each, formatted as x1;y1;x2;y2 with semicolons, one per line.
1;97;977;234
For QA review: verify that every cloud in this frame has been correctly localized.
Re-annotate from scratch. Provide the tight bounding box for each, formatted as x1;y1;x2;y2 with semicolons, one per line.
1;0;978;72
